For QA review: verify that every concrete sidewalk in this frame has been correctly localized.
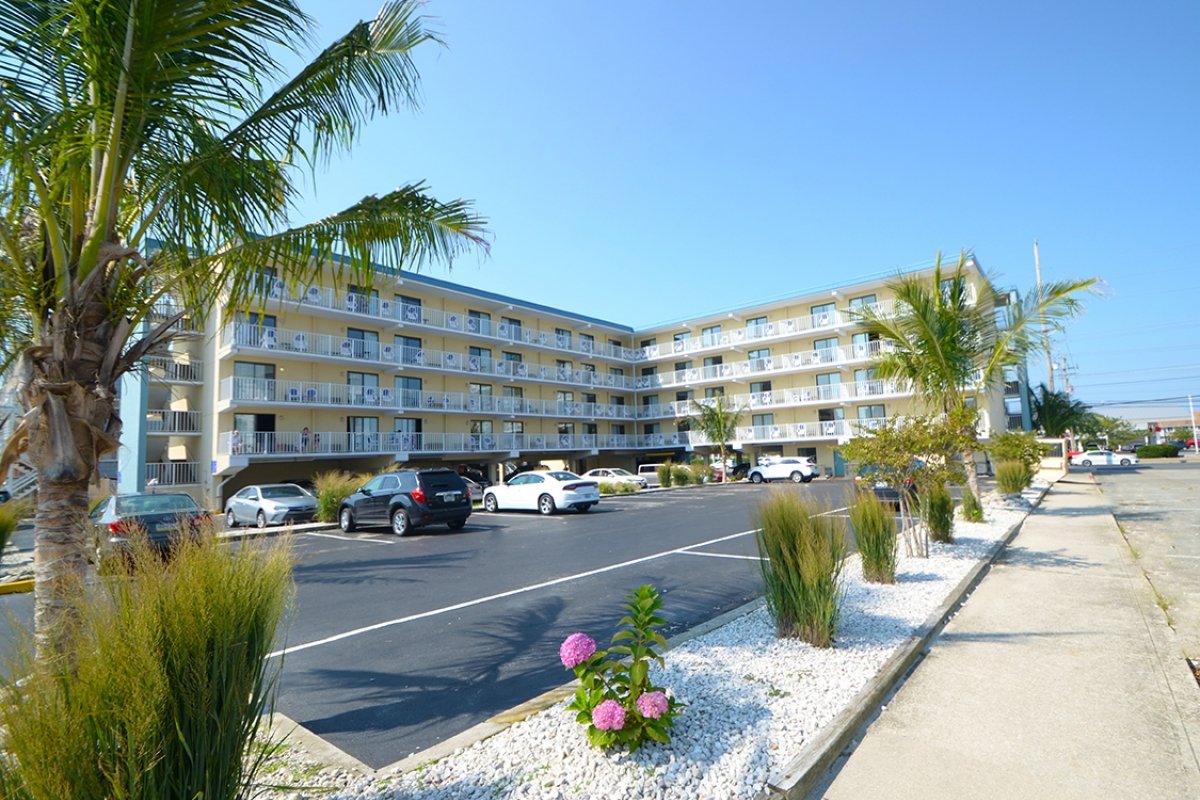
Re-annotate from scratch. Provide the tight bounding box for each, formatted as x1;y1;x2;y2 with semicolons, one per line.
813;478;1200;799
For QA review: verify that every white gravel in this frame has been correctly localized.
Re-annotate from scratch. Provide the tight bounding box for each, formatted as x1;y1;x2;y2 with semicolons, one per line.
261;485;1044;800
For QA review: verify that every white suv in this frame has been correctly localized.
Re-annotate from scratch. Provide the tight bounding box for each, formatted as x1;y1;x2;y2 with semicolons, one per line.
748;457;817;484
637;463;665;488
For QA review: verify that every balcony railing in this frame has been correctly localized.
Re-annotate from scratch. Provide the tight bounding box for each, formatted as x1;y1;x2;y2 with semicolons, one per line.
145;356;203;383
217;417;897;459
221;323;638;390
146;409;201;433
219;377;639;420
251;279;637;361
637;339;896;390
148;302;202;335
636;379;908;420
146;461;201;486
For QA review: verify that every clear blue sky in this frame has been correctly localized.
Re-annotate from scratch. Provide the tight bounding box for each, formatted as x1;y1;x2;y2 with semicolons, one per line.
290;0;1200;425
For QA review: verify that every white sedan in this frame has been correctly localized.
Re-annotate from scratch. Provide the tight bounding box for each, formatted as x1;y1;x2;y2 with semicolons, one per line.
580;467;648;490
1070;449;1138;467
483;471;601;515
748;457;817;483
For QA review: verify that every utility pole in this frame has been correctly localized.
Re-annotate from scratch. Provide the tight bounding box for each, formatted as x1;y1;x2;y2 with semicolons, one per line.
1035;240;1054;392
1191;394;1199;454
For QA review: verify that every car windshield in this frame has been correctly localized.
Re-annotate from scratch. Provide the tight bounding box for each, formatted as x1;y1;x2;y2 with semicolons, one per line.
609;468;634;476
548;471;581;481
261;485;308;499
115;494;199;515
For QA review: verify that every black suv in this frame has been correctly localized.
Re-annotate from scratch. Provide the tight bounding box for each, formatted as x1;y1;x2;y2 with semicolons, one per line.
338;469;471;536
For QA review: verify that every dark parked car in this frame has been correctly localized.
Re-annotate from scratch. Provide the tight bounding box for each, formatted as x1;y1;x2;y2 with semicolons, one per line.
338;469;472;536
89;492;210;558
854;464;921;507
0;489;10;504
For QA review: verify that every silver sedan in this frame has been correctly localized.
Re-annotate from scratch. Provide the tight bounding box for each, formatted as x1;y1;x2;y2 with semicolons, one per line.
225;483;317;528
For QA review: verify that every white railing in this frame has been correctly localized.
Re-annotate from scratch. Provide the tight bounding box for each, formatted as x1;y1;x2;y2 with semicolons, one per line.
146;461;202;486
634;300;901;362
145;356;203;383
251;279;637;362
637;339;896;390
4;466;38;500
635;379;908;419
146;409;201;433
221;323;639;391
219;377;639;421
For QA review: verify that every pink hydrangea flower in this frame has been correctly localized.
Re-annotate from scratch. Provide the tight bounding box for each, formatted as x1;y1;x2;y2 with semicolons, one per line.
559;632;597;668
637;691;669;720
592;699;626;731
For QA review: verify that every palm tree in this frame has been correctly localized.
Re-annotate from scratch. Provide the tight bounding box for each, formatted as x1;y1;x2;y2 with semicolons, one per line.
686;394;744;481
0;0;488;657
853;252;1096;503
1031;384;1091;437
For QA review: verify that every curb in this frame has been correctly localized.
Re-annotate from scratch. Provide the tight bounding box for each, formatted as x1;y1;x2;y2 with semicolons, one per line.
760;482;1052;799
0;578;34;595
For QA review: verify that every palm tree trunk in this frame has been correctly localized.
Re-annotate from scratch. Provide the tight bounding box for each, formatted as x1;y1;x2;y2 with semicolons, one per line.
963;445;982;504
32;477;91;663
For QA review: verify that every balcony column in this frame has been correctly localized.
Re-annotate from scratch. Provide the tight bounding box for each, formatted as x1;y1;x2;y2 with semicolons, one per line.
117;325;150;494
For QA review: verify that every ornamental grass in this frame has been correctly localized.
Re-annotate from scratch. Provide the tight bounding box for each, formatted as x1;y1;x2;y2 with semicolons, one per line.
921;481;955;544
995;459;1034;495
755;492;847;647
0;527;292;800
849;490;897;583
313;470;366;522
961;488;985;522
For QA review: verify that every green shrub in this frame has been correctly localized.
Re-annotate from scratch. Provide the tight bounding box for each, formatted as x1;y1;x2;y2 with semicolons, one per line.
313;470;363;522
995;459;1033;494
849;490;897;583
1136;444;1180;458
689;458;712;484
598;482;638;496
671;465;693;486
656;463;674;488
921;482;955;544
0;528;292;800
0;497;33;557
961;488;984;522
987;431;1045;474
755;492;847;647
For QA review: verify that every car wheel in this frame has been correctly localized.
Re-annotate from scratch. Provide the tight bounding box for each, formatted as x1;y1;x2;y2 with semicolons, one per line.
789;471;804;483
1120;458;1131;466
484;494;499;513
225;509;237;528
339;507;356;532
447;518;467;531
538;494;556;515
1081;459;1093;467
801;474;814;483
750;472;764;484
575;503;592;513
256;511;268;529
391;508;411;536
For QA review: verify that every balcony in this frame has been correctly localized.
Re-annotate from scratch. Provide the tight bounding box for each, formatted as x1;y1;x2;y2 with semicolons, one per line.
145;356;203;384
146;461;201;486
635;300;901;362
219;377;639;421
148;302;202;335
638;339;896;391
636;379;909;420
250;280;636;362
147;409;201;434
221;323;638;391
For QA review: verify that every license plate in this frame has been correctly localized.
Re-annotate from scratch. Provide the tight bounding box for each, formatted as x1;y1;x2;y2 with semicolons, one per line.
439;491;461;502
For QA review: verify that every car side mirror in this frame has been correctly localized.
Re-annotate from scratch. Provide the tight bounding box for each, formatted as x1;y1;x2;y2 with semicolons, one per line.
360;487;371;496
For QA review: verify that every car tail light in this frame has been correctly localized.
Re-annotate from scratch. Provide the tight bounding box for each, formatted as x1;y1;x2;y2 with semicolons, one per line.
411;486;427;504
108;520;131;534
563;482;595;492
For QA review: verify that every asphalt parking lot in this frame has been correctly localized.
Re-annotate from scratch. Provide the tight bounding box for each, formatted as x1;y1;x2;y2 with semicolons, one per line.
0;478;877;770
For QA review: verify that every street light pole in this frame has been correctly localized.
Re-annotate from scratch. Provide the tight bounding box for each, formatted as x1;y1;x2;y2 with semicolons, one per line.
1035;240;1055;392
1190;394;1198;454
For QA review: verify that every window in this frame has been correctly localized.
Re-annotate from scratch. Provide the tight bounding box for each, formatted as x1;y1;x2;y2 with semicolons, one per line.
611;424;626;436
583;392;597;405
582;363;596;373
673;331;692;343
557;422;575;436
503;385;523;398
470;419;493;434
746;315;768;329
642;394;659;407
347;372;379;394
857;404;886;420
703;355;723;367
237;311;276;328
609;367;625;377
393;417;421;434
702;324;721;342
557;359;572;370
584;423;597;436
347;416;378;449
851;331;878;356
395;376;422;405
555;328;573;349
557;390;574;404
348;284;379;309
1004;397;1023;415
468;309;492;336
674;361;691;372
818;407;845;421
816;372;841;386
395;335;421;364
469;383;493;397
643;423;660;435
752;414;774;427
813;336;838;353
502;351;522;363
580;333;595;352
639;337;656;348
397;293;421;312
848;294;877;309
234;361;275;401
469;346;492;371
748;348;770;361
676;390;692;402
347;327;380;359
750;380;772;393
641;366;656;376
502;316;522;338
704;387;724;399
504;420;524;434
612;395;626;407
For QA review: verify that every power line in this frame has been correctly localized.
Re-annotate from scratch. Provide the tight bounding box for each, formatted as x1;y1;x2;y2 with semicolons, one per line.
1073;375;1200;389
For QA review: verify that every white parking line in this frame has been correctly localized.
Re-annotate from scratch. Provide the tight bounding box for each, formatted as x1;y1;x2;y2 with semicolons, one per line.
680;551;764;562
269;527;757;658
303;531;394;545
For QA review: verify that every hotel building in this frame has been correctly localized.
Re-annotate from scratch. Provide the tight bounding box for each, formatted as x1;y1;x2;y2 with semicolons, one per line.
105;254;1030;507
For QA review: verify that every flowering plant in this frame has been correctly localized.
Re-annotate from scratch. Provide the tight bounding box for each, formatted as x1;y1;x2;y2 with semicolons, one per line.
561;585;682;750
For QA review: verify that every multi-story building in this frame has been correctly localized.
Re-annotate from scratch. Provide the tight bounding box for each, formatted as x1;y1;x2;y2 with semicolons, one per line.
102;254;1028;508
